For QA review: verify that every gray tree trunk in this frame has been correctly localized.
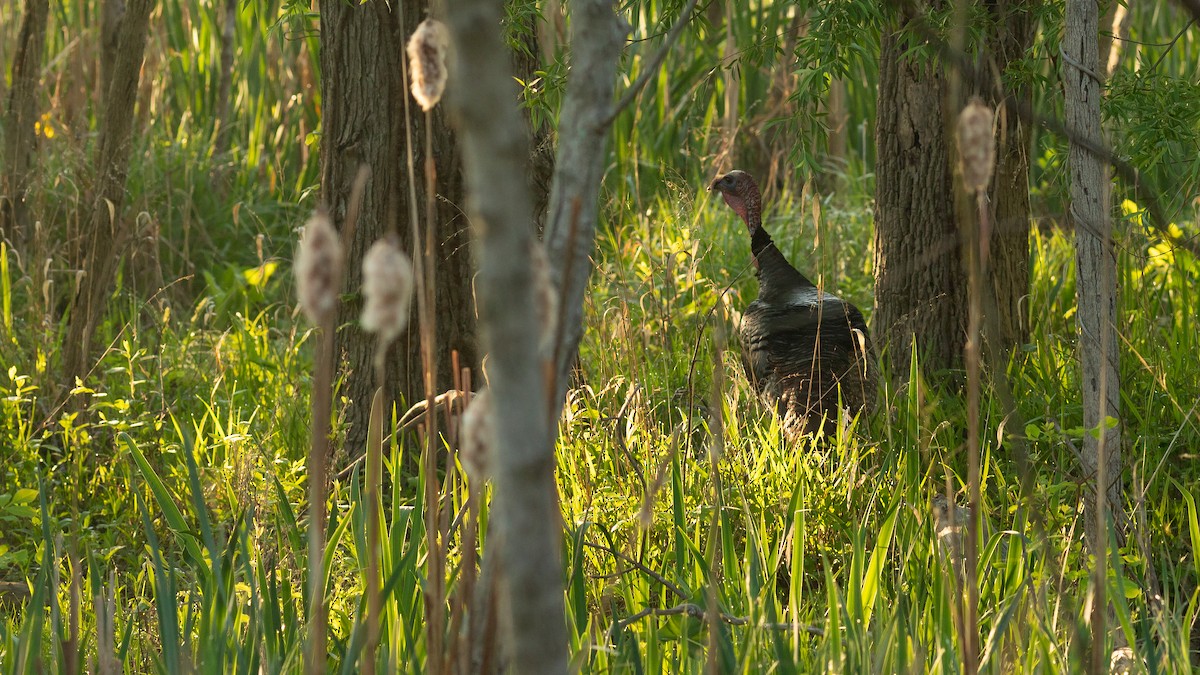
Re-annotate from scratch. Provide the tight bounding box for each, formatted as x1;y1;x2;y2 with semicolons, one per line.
1065;0;1123;551
60;0;155;394
444;0;572;671
1;0;50;248
317;0;475;462
1063;0;1124;667
544;1;627;413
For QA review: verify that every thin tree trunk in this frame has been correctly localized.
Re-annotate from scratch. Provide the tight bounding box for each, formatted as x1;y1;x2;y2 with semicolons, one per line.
1063;0;1124;668
874;13;967;377
981;0;1035;352
60;0;155;393
544;0;627;414
318;0;475;463
444;0;574;670
99;0;127;108
2;0;50;248
212;0;238;163
1100;0;1133;78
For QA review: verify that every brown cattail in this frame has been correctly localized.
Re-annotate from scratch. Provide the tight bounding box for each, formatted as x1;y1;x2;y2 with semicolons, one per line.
956;98;996;194
529;240;559;355
360;237;415;346
407;19;450;111
459;388;493;483
295;209;343;323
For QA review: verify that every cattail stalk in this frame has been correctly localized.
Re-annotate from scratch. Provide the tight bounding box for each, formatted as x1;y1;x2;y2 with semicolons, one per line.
296;207;345;675
402;13;450;673
956;97;995;675
359;236;414;673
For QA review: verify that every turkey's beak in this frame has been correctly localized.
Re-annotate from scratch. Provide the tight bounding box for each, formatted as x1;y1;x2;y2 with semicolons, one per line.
707;176;723;193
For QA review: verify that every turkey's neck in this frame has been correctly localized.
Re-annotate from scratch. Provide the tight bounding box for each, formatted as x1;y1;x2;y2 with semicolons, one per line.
749;220;815;299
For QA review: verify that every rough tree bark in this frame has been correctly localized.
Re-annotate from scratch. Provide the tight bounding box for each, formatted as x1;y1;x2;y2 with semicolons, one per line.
873;11;968;377
1;0;50;248
99;0;127;106
317;0;475;460
444;0;588;670
1063;0;1124;666
982;0;1035;350
874;0;1034;377
60;0;155;393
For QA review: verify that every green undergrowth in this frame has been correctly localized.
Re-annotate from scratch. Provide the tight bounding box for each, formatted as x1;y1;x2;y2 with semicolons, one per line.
1;180;1198;671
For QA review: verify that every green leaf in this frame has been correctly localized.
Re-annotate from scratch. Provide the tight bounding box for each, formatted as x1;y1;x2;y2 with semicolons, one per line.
122;433;208;576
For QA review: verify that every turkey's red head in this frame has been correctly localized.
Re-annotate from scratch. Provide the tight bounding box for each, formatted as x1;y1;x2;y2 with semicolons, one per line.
708;170;761;231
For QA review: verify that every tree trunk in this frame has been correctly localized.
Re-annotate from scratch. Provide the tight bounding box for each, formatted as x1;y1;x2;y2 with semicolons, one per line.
99;0;127;107
1;0;50;248
318;0;475;462
60;0;155;393
1063;0;1124;666
212;0;238;163
873;19;967;377
445;0;581;670
982;0;1035;351
874;2;1034;378
1099;0;1133;78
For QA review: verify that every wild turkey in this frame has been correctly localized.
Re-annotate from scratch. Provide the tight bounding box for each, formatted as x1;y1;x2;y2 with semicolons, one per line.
708;170;875;439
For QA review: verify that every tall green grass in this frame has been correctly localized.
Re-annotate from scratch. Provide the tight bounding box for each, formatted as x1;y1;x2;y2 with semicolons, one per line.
2;0;1199;671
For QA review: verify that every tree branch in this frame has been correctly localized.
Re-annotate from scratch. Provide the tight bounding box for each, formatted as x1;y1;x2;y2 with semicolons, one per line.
544;0;629;413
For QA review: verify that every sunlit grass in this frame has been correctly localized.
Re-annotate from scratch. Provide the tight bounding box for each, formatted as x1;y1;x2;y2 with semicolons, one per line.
2;0;1199;670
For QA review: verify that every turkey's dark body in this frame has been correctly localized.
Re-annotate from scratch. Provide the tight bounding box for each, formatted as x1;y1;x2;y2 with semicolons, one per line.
740;292;874;438
710;169;875;439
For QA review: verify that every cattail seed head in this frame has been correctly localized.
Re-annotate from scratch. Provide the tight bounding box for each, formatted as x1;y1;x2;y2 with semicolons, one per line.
956;98;996;194
529;240;559;355
360;237;415;345
459;389;493;483
407;19;450;111
295;209;343;323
